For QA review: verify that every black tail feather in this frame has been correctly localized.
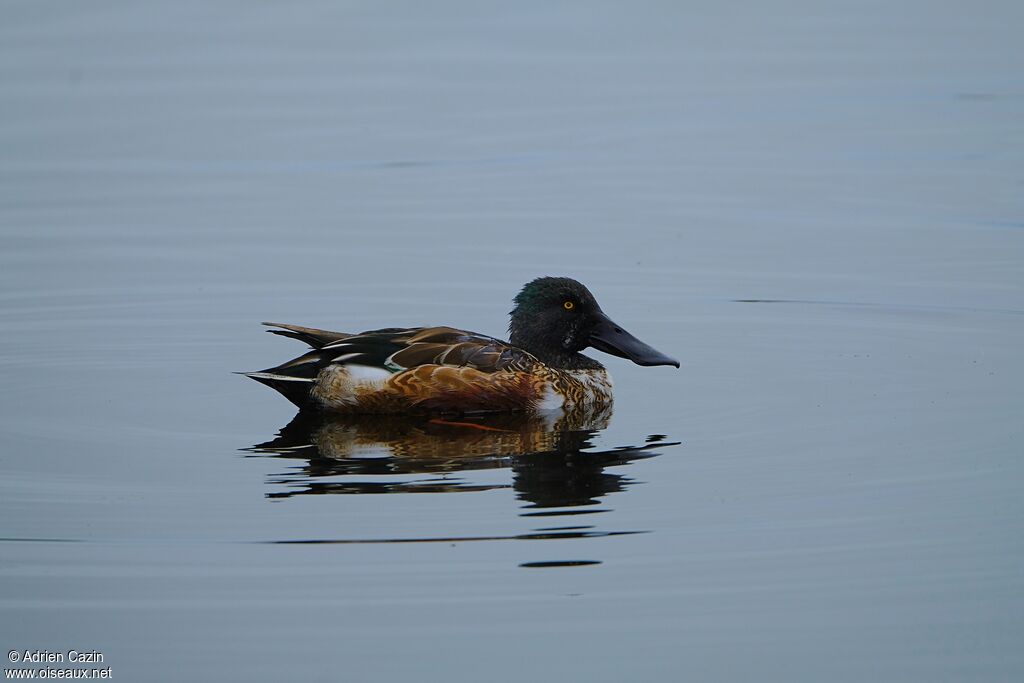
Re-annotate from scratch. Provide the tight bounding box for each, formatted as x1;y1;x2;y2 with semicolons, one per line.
262;322;352;349
242;372;315;408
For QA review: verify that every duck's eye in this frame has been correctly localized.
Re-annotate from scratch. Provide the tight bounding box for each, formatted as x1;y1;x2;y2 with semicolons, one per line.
563;300;574;310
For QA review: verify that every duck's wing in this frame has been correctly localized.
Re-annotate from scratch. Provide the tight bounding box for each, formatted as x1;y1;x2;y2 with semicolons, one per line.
254;324;535;378
248;324;538;409
321;326;536;374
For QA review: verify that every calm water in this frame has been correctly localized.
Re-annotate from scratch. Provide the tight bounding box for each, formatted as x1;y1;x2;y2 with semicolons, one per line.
2;1;1023;681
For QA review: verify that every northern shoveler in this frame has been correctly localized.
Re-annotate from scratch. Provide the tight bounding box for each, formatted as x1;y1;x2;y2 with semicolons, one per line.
244;276;678;414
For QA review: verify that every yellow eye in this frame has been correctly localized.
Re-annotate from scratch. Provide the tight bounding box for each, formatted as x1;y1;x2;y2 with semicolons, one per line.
563;300;574;310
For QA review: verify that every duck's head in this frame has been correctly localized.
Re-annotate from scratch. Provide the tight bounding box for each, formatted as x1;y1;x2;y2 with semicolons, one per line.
509;277;680;370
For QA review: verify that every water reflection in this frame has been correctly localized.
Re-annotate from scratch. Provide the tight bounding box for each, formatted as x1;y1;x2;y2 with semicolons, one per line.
247;407;678;512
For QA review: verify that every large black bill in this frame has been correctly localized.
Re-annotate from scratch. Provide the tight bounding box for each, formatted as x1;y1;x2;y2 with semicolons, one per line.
588;312;680;368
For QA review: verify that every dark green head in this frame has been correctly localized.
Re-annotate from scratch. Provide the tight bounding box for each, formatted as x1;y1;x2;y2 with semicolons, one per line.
509;277;680;370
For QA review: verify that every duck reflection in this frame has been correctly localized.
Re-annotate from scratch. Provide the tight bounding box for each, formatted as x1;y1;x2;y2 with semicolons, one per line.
248;405;677;511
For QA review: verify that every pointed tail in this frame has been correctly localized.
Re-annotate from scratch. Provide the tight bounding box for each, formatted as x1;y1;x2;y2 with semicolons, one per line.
240;371;315;408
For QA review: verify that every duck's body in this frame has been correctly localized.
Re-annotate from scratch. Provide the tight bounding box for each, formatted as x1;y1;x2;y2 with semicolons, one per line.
246;277;677;415
247;324;614;414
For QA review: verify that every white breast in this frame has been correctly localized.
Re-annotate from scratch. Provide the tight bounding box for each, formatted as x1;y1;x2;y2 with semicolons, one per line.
536;384;565;410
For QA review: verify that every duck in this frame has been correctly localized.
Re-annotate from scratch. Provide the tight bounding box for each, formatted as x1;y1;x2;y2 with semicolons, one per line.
244;276;678;414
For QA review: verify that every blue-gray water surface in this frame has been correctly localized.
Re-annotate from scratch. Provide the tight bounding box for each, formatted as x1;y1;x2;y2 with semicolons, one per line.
2;2;1022;681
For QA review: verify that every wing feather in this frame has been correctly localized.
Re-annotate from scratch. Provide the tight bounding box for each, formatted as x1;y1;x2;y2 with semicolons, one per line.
251;324;544;413
257;324;536;377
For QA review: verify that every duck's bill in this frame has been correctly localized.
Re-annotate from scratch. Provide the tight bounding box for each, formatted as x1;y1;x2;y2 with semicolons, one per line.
588;312;680;368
